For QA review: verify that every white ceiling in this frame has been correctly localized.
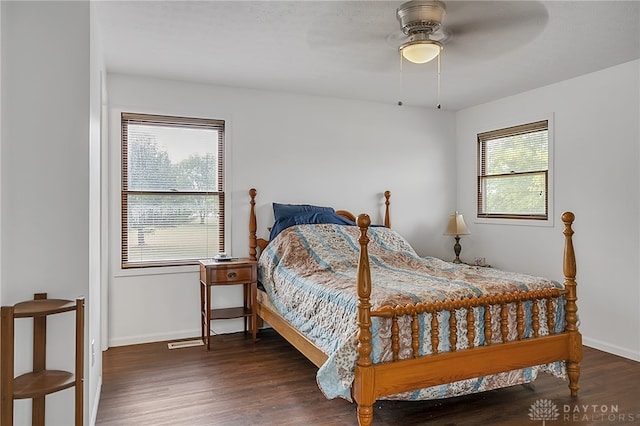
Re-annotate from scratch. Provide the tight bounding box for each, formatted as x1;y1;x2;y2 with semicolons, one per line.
94;1;640;111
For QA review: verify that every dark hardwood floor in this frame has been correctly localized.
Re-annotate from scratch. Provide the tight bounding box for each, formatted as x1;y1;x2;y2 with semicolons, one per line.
96;329;640;426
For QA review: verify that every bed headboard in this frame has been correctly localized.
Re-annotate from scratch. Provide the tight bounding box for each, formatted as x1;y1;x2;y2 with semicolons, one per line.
248;188;391;261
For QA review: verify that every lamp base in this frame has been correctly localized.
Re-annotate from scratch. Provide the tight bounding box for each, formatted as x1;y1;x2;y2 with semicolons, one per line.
452;235;463;264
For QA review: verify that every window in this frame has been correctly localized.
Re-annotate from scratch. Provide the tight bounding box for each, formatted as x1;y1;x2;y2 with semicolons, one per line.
121;113;224;268
477;120;549;221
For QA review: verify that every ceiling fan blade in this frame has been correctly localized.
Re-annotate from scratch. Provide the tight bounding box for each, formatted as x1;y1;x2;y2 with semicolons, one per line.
440;1;549;62
307;2;402;72
307;2;396;47
443;0;549;31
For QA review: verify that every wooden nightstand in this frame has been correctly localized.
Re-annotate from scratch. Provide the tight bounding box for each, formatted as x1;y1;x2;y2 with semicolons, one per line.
199;258;258;351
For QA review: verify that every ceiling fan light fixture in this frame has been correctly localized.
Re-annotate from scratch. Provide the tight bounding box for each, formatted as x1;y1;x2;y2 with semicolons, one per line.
399;39;442;64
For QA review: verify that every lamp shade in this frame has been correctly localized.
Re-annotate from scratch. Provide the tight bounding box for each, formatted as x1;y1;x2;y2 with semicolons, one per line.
444;212;470;236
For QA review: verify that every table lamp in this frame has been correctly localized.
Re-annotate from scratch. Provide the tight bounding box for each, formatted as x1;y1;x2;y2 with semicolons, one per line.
444;211;470;263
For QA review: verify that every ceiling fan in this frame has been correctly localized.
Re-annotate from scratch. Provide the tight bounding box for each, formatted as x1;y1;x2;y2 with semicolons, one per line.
392;0;451;107
308;1;548;71
395;0;450;64
307;1;549;105
389;0;551;68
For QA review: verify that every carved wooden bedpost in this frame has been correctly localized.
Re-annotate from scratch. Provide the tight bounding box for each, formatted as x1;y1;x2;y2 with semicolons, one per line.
384;191;391;228
353;214;375;426
562;211;582;397
249;188;258;261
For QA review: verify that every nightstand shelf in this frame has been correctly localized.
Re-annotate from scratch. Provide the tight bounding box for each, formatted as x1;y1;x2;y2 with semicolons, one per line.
199;259;258;350
209;306;253;320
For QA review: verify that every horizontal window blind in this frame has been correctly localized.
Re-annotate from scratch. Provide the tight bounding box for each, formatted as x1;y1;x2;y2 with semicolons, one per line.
121;113;225;268
477;120;548;220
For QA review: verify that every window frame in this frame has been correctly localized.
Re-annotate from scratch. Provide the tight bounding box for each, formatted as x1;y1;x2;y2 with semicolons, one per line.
120;112;226;269
475;114;554;227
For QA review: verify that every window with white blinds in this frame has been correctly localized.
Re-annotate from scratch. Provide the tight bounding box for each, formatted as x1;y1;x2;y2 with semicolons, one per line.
121;113;225;268
477;120;549;220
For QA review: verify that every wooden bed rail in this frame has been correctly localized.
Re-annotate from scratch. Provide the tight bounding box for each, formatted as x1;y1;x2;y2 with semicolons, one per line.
371;288;566;361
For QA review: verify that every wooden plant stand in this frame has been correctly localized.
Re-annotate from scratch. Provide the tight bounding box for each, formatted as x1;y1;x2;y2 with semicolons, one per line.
1;293;84;426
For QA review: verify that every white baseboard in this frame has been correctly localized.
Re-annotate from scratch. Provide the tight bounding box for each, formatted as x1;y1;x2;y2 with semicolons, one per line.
89;375;102;426
583;336;640;362
108;328;201;347
107;320;247;347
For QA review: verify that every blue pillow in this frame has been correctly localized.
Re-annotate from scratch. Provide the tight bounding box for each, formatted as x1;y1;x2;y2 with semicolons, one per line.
273;203;335;221
269;211;355;241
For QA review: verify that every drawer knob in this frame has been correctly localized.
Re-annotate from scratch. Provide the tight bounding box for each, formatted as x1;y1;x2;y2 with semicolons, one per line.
227;271;237;279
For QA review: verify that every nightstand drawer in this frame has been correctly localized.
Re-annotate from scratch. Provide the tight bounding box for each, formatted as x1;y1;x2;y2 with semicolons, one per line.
199;261;257;285
209;265;253;284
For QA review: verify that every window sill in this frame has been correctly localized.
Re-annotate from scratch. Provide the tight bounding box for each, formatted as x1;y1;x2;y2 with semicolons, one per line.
114;263;199;278
474;216;554;227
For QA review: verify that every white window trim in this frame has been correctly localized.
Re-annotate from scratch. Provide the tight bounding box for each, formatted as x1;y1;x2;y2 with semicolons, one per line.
474;112;554;228
109;106;232;277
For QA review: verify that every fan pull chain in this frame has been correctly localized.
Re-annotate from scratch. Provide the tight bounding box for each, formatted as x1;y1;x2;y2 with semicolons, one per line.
398;53;404;106
436;52;441;109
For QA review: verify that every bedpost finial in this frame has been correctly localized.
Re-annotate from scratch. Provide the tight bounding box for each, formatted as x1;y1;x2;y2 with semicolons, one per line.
249;188;257;261
357;214;371;229
562;211;575;225
383;191;391;228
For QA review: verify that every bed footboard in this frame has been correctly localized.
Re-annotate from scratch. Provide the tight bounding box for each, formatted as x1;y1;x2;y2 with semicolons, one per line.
352;213;582;426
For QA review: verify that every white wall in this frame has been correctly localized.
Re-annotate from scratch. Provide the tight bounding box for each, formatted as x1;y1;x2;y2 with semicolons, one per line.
106;73;457;346
1;1;99;424
455;60;640;361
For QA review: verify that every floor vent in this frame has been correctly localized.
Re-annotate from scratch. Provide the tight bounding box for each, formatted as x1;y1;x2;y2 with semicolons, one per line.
167;339;204;350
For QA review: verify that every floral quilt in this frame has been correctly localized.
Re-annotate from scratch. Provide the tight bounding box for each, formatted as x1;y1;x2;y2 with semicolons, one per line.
258;223;567;401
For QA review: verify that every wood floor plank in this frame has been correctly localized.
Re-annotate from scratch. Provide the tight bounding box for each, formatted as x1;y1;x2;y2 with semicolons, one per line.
96;329;640;425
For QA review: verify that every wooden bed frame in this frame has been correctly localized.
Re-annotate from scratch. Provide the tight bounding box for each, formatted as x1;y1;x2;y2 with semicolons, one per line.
248;188;581;426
